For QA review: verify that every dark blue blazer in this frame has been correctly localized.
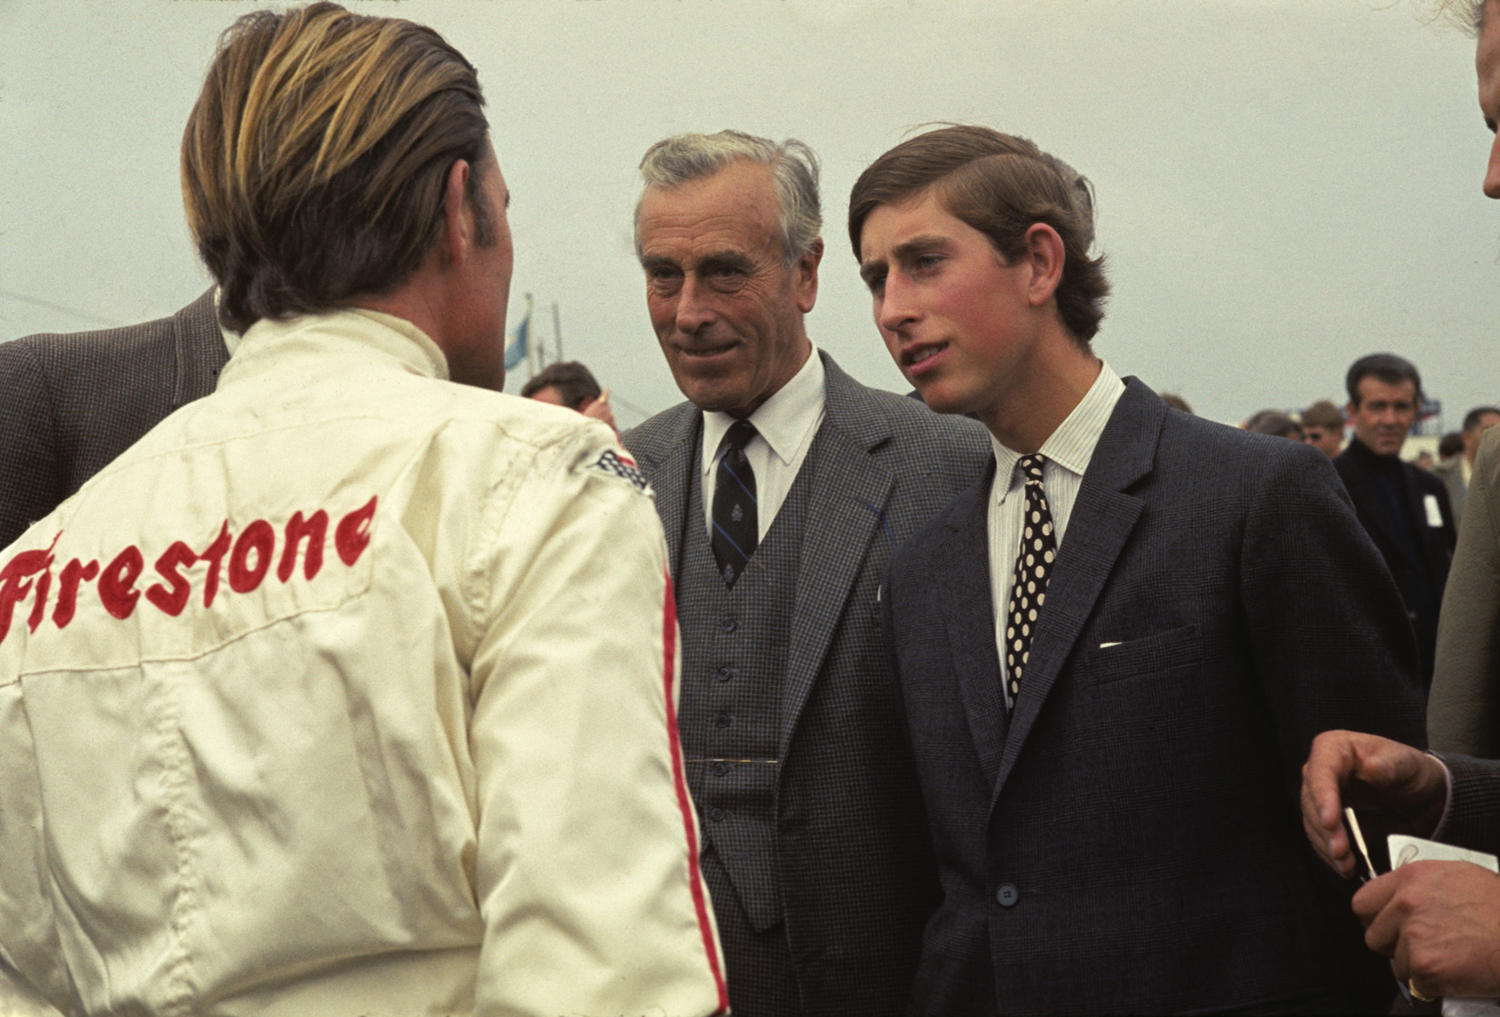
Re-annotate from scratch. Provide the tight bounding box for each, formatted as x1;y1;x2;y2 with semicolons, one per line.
884;379;1427;1015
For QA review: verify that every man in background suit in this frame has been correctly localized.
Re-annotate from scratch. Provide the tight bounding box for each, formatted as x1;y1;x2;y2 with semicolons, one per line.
0;289;230;547
1334;353;1456;687
851;124;1426;1014
622;130;989;1017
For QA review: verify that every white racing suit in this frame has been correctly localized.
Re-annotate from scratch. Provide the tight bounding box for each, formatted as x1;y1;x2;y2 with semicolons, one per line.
0;310;726;1017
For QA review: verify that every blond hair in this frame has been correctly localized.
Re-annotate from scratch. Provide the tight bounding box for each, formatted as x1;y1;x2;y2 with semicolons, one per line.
182;2;491;332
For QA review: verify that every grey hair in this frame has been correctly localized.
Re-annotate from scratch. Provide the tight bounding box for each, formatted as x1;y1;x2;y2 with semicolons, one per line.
635;130;822;266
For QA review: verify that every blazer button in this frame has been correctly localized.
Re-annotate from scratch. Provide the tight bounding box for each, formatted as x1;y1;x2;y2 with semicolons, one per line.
995;883;1019;908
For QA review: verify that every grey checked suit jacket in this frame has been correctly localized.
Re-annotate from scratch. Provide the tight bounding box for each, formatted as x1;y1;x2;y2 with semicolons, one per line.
886;378;1428;1015
0;289;228;548
623;351;990;1015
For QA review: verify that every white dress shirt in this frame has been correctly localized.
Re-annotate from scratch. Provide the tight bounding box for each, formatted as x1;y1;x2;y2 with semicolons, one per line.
701;346;826;540
988;362;1125;707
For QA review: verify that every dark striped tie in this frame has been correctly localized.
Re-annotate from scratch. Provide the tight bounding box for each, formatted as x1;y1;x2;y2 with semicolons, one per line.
711;421;759;587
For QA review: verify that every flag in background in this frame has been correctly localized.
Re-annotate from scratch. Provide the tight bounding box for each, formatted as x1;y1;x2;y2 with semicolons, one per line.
504;306;530;371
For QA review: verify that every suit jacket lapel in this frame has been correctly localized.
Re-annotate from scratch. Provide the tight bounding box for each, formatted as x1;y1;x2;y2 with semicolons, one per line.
778;354;894;756
990;379;1159;808
933;463;1008;789
623;404;702;583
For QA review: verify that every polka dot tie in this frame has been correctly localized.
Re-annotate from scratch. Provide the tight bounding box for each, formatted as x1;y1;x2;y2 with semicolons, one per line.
711;420;759;588
1005;453;1056;716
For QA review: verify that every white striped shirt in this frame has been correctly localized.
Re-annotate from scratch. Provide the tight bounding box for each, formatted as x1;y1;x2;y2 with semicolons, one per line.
988;362;1125;704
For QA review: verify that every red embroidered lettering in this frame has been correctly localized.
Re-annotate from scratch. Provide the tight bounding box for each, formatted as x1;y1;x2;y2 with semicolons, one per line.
278;510;327;582
229;520;274;593
0;536;57;642
27;569;51;633
98;546;144;620
200;522;231;607
335;496;378;566
54;558;99;628
146;541;199;617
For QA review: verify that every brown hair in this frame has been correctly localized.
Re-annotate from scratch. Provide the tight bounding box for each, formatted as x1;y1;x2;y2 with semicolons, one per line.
1301;399;1344;431
182;2;492;333
848;125;1109;345
521;361;603;410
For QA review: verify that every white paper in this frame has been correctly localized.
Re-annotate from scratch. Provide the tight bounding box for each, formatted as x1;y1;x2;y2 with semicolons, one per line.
1386;834;1500;1016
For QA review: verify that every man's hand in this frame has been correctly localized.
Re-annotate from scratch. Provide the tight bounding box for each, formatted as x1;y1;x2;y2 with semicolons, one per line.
1300;730;1447;878
1356;860;1500;999
580;390;617;432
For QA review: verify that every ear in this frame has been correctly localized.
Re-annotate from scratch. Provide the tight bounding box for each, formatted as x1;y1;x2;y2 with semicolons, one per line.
1021;222;1066;308
440;157;474;268
1345;399;1358;419
793;237;824;314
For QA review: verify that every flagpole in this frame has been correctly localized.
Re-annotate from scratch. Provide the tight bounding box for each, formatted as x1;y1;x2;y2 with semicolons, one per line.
552;301;563;362
524;293;537;379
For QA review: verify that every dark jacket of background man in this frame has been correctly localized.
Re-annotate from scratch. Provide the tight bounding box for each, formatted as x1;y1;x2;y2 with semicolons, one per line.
0;288;228;548
1335;437;1456;687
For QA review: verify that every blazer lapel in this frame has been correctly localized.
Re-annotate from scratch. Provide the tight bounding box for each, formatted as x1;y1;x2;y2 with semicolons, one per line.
933;464;1008;789
990;379;1160;808
624;405;701;583
779;411;895;756
777;355;895;756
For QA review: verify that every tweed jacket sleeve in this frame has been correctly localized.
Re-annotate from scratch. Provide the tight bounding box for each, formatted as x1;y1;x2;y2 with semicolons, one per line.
0;339;63;549
1430;426;1500;756
0;289;226;550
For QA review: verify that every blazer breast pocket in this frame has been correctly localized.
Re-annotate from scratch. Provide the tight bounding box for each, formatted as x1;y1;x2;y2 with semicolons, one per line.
1082;624;1204;686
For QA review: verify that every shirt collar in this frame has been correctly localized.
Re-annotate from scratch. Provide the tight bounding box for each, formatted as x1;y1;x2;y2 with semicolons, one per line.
702;345;826;475
991;360;1125;495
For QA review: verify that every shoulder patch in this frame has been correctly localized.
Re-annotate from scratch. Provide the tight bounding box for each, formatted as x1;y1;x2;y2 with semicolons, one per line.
590;449;649;492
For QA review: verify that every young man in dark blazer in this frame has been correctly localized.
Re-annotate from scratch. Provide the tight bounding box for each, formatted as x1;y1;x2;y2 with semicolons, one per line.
850;124;1426;1014
623;130;989;1017
0;289;229;547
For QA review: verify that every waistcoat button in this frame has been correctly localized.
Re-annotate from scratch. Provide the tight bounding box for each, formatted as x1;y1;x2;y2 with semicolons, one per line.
716;666;734;682
996;883;1019;907
713;762;729;776
714;712;731;728
720;617;737;633
709;807;725;822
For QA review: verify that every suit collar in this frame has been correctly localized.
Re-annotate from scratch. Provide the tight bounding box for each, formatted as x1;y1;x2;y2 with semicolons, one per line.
932;457;1009;786
624;400;701;580
171;287;230;407
988;377;1160;807
626;352;901;758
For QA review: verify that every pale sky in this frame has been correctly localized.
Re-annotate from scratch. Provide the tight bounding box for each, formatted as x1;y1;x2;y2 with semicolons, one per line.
3;0;1497;429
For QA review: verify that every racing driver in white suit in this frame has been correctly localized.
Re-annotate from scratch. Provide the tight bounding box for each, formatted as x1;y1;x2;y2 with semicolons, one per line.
0;5;726;1016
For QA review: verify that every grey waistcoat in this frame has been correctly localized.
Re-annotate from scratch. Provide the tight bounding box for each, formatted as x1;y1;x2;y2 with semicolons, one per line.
677;430;815;933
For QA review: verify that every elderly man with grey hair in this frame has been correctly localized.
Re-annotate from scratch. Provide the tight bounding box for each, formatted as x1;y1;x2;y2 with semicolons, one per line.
621;129;989;1017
